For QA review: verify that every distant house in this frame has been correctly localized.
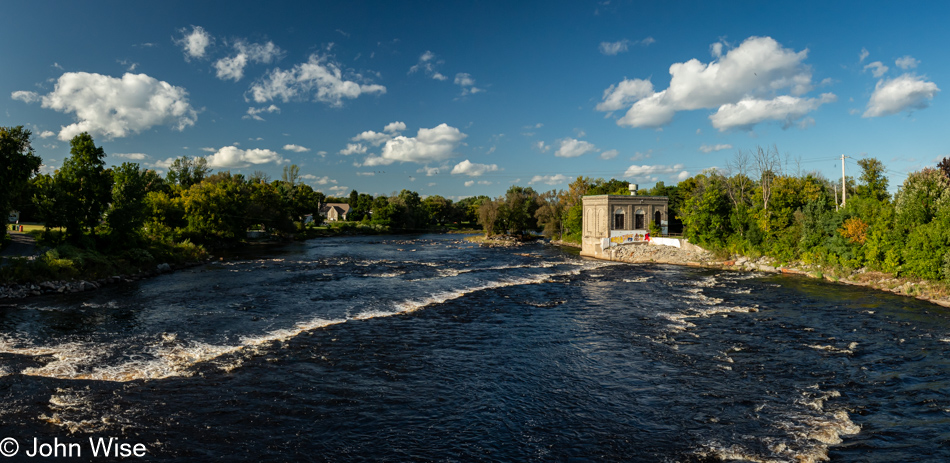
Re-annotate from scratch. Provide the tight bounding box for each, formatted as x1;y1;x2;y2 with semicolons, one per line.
580;194;669;259
320;203;351;221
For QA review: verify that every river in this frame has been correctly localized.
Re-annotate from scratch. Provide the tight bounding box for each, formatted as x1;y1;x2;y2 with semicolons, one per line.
0;234;948;461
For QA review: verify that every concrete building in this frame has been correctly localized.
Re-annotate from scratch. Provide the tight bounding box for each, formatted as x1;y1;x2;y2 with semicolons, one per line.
580;194;669;259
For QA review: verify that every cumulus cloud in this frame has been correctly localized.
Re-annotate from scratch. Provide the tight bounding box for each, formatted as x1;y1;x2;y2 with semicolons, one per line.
339;143;368;155
596;79;655;112
529;174;569;185
598;36;827;131
464;180;475;187
384;121;406;133
11;90;40;103
18;72;197;141
205;146;286;168
248;54;386;107
895;55;919;70
534;141;551;152
863;74;939;118
409;51;448;81
300;174;336;185
352;130;392;146
283;144;309;152
555;138;598;158
450;160;499;177
176;26;213;61
454;73;483;96
600;149;619;160
710;93;836;131
699;143;733;153
113;152;149;160
624;164;689;182
863;61;889;78
39;130;55;138
362;123;467;166
244;104;280;121
215;40;282;81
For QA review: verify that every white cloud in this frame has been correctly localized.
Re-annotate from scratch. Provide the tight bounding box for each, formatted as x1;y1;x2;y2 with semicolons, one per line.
477;180;492;185
300;174;337;185
624;164;689;182
176;26;213;61
534;141;551;152
596;79;655;112
599;37;654;55
205;146;285;168
215;41;282;81
454;73;483;96
22;72;197;141
450;159;499;177
352;130;392;146
529;174;569;185
244;104;280;121
599;36;822;130
384;121;406;133
464;180;475;187
600;40;631;56
417;166;442;176
710;93;836;131
339;143;368;155
356;172;375;176
362;123;467;166
863;74;939;117
151;157;177;169
555;138;598;158
39;130;55;138
895;55;919;70
859;47;869;63
699;143;733;153
113;152;148;160
283;144;309;152
409;51;447;80
863;61;889;78
600;149;618;160
328;185;349;194
11;90;40;103
248;54;386;107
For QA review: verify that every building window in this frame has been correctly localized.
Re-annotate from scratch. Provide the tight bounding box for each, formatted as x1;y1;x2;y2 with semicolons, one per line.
613;208;625;229
654;210;661;228
635;210;645;229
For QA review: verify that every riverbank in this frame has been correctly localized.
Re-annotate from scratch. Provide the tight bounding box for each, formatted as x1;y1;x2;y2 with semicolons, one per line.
594;241;950;308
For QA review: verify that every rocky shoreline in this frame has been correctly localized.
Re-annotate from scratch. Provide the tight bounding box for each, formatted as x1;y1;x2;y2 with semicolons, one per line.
0;260;209;301
599;242;950;308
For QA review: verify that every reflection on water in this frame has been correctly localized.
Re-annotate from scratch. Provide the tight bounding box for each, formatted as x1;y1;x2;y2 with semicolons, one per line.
0;234;948;461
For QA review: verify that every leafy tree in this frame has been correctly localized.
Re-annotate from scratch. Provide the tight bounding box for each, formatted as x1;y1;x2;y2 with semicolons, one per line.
423;195;452;226
180;172;250;241
678;170;732;248
166;156;211;189
502;185;540;236
107;162;149;243
535;190;565;239
0;126;42;242
281;164;301;188
455;195;489;224
478;197;502;236
31;174;65;241
57;133;112;242
855;157;889;202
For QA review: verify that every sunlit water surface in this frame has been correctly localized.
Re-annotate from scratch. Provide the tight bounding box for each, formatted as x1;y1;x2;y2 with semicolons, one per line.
1;235;949;462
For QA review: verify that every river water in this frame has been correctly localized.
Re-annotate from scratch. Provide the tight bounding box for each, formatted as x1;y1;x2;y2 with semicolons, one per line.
0;234;948;461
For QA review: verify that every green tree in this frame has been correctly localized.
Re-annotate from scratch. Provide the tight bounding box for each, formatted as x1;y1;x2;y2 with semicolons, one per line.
107;162;149;243
57;133;112;242
166;156;211;189
502;186;540;236
855;158;889;202
535;190;565;239
30;174;65;242
0;126;42;242
423;195;452;226
478;197;502;236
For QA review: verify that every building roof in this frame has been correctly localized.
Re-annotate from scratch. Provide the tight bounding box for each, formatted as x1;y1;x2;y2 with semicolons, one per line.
319;203;351;214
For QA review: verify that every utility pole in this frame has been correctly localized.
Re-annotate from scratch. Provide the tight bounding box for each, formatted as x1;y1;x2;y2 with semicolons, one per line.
841;154;847;208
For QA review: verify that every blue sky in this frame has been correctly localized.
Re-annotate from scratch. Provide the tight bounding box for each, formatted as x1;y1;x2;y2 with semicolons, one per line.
2;1;945;199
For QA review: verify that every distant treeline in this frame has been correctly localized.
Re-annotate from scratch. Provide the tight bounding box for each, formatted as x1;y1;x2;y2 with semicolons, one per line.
4;126;950;283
